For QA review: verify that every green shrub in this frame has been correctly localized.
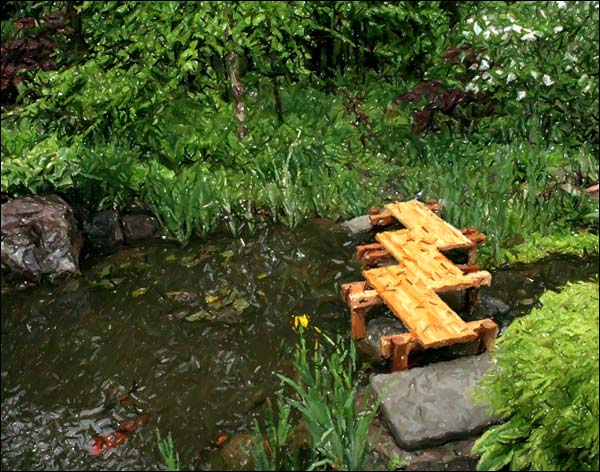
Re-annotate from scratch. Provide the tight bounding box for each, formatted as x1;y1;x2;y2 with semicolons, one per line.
424;1;599;148
472;281;600;471
500;231;599;265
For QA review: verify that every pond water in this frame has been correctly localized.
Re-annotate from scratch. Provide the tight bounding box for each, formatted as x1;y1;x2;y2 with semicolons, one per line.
1;219;598;470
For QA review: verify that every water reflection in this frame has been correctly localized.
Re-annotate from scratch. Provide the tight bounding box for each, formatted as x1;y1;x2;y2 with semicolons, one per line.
1;219;598;470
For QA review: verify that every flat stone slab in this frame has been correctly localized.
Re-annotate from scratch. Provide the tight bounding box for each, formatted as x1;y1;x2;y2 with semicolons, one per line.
341;215;371;234
371;353;499;450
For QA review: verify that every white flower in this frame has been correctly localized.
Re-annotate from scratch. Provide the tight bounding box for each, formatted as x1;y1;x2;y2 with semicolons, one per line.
557;1;566;8
517;91;527;101
583;84;591;93
553;25;563;33
474;22;482;35
480;59;490;70
465;82;480;93
512;24;523;33
482;72;492;81
564;52;577;62
507;72;517;83
466;17;474;24
530;70;540;79
542;74;554;86
521;32;536;40
495;69;504;76
578;73;589;83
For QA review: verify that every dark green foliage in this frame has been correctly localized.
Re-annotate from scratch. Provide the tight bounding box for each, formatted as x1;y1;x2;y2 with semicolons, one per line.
472;281;600;471
1;1;598;263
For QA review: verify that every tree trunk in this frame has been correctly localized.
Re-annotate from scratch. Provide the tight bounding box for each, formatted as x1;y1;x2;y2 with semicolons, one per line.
66;2;87;57
273;77;283;123
225;51;247;139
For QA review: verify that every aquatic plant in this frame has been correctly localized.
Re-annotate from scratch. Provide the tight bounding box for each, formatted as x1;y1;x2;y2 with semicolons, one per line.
252;327;379;471
472;281;600;471
156;430;181;471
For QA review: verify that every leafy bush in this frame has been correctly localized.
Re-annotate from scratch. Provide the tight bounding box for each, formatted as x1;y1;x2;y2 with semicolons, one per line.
472;281;600;471
1;1;597;260
385;1;598;153
500;231;599;265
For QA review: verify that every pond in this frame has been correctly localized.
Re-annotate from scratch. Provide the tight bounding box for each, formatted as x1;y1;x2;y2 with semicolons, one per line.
1;219;598;470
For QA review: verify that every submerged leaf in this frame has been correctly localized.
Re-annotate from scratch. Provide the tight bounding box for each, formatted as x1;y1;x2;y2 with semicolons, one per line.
185;310;215;322
166;291;199;303
233;298;250;312
131;287;149;298
220;250;234;261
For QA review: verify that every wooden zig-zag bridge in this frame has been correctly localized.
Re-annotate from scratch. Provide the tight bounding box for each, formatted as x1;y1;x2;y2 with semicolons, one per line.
342;199;499;371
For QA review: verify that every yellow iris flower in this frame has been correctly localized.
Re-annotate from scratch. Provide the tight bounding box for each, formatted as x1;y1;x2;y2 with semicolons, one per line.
292;314;310;330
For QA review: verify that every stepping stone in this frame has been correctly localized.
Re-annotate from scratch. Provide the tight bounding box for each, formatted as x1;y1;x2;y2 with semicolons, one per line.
341;215;372;234
371;353;499;450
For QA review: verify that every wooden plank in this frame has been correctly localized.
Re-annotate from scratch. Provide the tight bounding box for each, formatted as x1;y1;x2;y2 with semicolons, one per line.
385;200;472;250
391;333;420;371
460;226;487;245
363;266;478;348
341;281;367;303
348;289;383;310
355;243;392;266
369;212;395;226
465;319;499;352
351;308;367;340
356;242;385;257
376;232;461;281
380;332;420;359
375;232;492;292
433;270;492;292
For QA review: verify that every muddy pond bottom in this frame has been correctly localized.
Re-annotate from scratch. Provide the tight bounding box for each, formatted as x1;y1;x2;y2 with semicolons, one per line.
1;219;598;470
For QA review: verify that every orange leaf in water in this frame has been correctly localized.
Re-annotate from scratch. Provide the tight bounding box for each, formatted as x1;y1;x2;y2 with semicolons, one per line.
216;434;228;447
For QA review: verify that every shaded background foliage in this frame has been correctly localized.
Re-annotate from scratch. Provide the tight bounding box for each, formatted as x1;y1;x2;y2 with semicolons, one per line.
1;1;598;262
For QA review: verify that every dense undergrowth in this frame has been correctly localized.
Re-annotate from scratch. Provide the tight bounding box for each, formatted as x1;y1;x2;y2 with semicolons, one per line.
473;280;599;471
2;1;598;266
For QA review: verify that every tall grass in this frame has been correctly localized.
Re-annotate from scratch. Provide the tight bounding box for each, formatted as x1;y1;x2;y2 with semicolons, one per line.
394;136;598;264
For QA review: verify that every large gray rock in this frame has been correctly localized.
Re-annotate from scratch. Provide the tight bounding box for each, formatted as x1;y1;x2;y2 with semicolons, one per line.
1;195;83;283
83;209;124;250
371;354;499;450
366;315;409;348
341;215;372;234
472;294;510;319
121;213;162;242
